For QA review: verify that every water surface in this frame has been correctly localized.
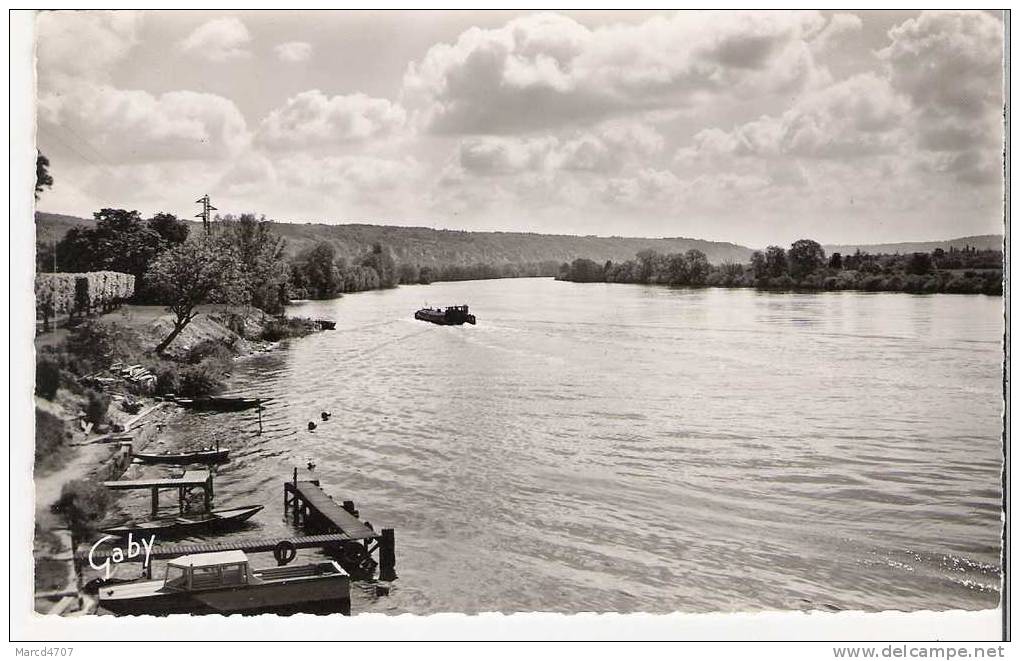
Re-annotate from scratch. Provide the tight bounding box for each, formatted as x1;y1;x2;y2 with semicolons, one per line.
122;279;1003;614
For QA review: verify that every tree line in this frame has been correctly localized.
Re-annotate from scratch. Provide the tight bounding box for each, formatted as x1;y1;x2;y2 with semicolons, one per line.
557;239;1002;296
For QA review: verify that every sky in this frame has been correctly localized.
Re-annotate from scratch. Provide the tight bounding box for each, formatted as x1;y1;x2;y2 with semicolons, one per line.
33;10;1005;246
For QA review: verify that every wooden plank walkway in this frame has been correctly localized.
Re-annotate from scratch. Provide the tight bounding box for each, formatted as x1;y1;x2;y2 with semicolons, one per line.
288;481;380;540
103;470;210;489
81;533;358;563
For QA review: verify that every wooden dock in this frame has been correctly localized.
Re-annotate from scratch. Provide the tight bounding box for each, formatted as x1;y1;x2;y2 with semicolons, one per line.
103;469;213;516
284;472;396;580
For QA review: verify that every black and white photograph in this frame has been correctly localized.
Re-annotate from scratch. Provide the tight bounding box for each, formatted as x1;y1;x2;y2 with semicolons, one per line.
10;6;1009;643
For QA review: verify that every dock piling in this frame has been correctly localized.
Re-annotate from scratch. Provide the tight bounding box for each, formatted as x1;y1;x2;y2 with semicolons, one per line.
379;528;396;581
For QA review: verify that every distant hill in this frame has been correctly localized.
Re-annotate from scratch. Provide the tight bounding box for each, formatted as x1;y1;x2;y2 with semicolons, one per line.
34;211;1002;266
34;211;95;244
824;234;1003;255
34;212;754;266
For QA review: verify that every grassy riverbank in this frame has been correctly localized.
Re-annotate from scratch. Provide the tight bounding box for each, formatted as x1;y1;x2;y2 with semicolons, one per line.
32;303;323;613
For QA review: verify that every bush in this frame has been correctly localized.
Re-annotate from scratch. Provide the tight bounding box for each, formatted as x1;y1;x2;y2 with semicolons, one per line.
185;339;234;364
155;361;225;397
154;365;180;396
51;479;110;537
261;317;316;342
35;408;70;467
36;358;61;400
83;388;111;425
178;363;225;396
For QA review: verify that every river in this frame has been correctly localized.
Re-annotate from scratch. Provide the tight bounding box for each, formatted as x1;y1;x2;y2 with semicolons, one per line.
124;278;1004;614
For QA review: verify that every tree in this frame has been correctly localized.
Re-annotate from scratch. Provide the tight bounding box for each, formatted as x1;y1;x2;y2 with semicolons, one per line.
788;239;826;279
828;252;843;270
906;252;933;275
684;249;710;285
56;208;167;297
664;253;689;285
635;249;661;283
294;242;341;298
146;233;244;354
147;212;190;245
567;258;604;282
398;262;420;285
764;245;788;278
35;152;53;200
222;213;289;312
360;242;398;288
750;251;768;279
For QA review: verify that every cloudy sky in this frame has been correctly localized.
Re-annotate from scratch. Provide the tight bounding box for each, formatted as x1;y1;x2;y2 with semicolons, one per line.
34;10;1004;246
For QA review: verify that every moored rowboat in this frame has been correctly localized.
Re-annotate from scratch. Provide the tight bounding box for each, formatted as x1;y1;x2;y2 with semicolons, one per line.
132;448;230;465
100;505;264;538
173;396;264;412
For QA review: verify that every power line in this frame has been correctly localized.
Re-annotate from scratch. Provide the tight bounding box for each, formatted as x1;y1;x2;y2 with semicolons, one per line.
196;194;217;234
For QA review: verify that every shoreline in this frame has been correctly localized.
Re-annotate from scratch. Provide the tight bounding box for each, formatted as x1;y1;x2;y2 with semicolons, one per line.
31;304;319;615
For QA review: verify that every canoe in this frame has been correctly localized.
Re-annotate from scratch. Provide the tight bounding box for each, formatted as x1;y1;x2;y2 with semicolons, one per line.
100;505;264;538
132;448;230;465
174;397;264;412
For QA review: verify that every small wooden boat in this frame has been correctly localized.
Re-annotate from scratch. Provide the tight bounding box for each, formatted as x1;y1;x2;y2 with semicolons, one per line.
98;550;351;616
100;505;263;538
174;396;264;412
132;447;230;465
315;319;336;330
414;305;476;326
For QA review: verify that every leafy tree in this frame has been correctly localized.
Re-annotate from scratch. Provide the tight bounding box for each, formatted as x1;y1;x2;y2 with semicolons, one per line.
360;243;398;288
146;233;244;354
297;242;341;298
398;262;420;285
147;212;190;246
664;253;689;285
566;258;604;282
35;152;53;200
635;249;661;283
788;239;826;279
906;252;933;275
764;245;788;278
828;252;843;270
684;249;710;285
750;251;768;279
221;213;289;313
56;209;166;296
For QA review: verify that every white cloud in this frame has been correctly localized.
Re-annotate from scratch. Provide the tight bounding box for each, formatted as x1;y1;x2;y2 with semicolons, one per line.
457;120;664;177
256;90;406;150
40;83;250;162
179;17;252;62
35;11;141;81
809;13;863;53
275;41;313;63
880;10;1004;185
679;73;910;164
402;11;831;134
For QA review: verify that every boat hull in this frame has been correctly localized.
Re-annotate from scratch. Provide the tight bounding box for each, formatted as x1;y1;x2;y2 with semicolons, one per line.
174;397;263;412
100;505;263;538
132;449;230;465
414;310;476;326
99;567;350;616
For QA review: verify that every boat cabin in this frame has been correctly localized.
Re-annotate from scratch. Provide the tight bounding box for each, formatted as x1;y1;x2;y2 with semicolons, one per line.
163;550;256;591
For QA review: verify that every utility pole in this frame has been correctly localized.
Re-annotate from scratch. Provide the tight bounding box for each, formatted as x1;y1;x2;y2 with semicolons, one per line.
195;194;217;234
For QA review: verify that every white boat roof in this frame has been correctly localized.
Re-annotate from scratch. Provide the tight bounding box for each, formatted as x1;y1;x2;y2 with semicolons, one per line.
168;550;248;567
